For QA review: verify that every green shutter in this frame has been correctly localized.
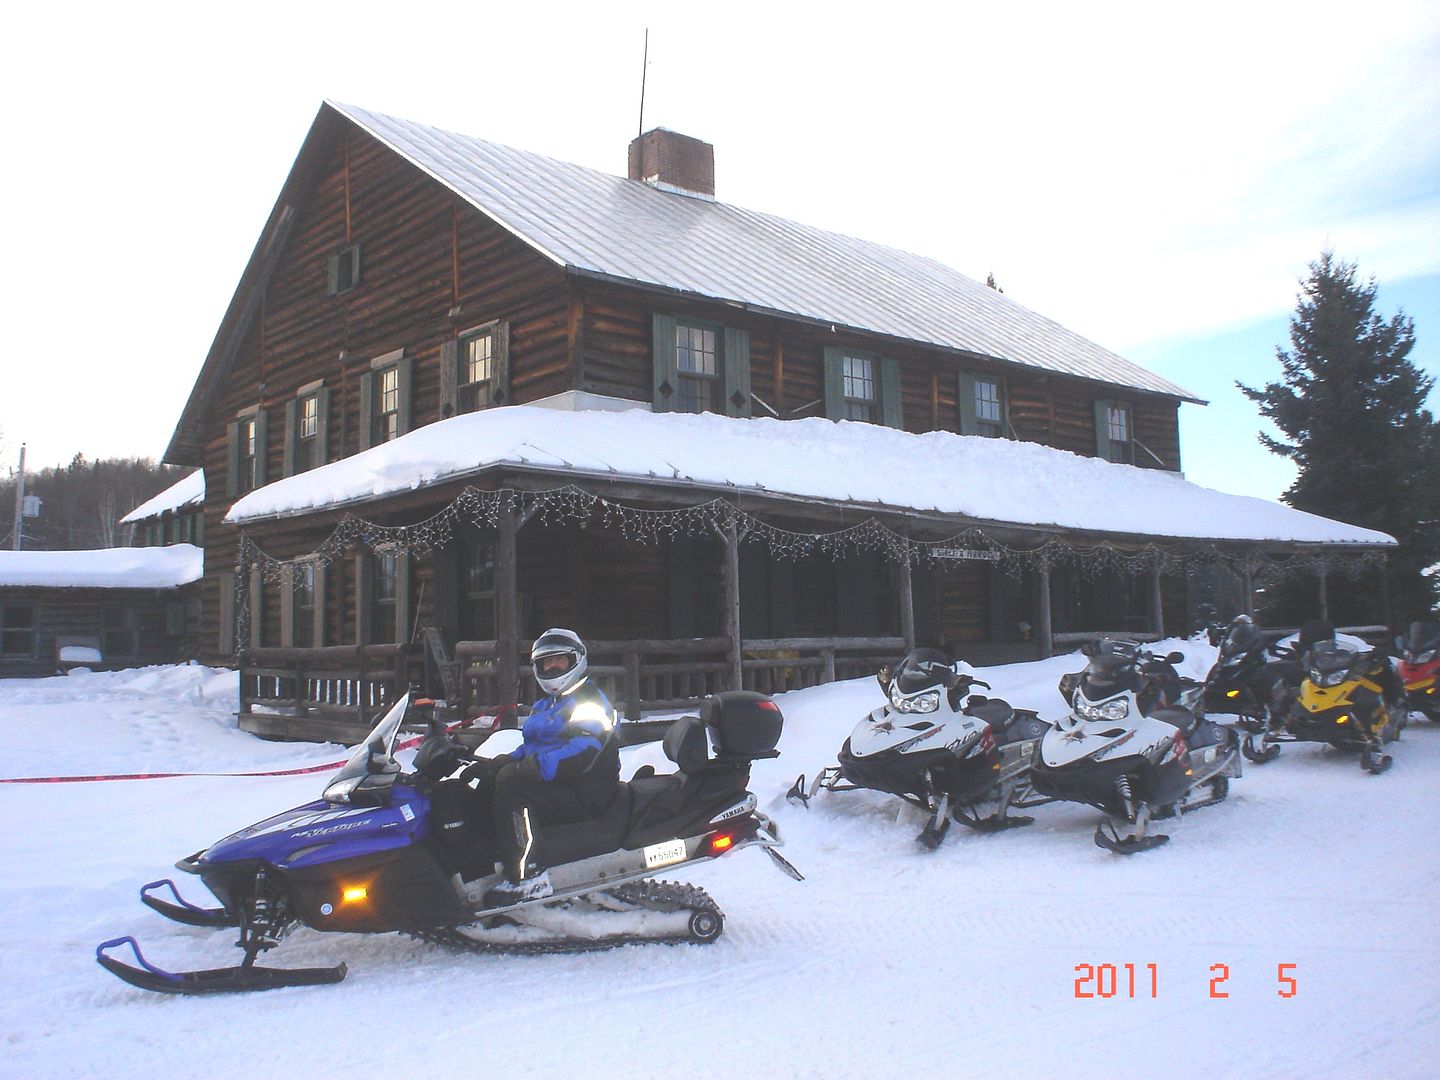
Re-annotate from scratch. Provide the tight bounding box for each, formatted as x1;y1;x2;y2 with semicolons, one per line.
315;386;331;465
958;372;978;435
355;552;372;645
218;571;235;655
723;326;751;417
396;356;414;436
652;313;678;411
359;372;374;450
493;322;511;406
439;339;459;418
880;357;903;429
312;563;327;647
1094;399;1111;458
326;253;339;295
823;347;845;420
279;564;296;648
283;399;298;477
253;409;269;487
225;421;240;498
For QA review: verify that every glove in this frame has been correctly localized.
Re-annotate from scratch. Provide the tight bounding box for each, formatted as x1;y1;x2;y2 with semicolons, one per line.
414;733;466;781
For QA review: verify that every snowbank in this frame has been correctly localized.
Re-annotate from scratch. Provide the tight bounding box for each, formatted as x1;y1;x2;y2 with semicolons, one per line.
0;543;202;589
225;406;1394;547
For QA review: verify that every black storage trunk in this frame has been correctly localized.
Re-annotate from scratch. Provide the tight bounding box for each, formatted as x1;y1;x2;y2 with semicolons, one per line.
703;691;784;757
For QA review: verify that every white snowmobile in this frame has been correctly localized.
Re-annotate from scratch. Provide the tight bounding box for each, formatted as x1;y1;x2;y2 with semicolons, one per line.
97;690;802;994
1031;639;1241;854
787;648;1052;849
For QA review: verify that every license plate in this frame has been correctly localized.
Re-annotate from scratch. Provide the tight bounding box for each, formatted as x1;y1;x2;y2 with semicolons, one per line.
643;838;688;868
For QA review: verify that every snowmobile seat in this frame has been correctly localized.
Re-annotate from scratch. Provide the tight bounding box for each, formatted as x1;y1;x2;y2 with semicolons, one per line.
529;786;637;867
964;698;1014;729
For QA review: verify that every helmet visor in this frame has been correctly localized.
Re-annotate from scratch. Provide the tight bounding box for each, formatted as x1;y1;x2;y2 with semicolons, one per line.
535;652;578;679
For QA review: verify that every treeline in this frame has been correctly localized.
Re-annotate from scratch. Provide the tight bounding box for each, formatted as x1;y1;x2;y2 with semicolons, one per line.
0;455;189;550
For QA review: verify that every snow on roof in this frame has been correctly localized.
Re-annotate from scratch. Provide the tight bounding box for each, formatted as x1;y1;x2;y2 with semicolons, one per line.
224;407;1393;548
327;102;1200;404
0;544;203;590
120;471;204;524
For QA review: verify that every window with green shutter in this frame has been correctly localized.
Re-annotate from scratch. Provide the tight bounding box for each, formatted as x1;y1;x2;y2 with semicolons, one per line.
823;348;902;428
652;313;751;416
362;352;413;449
958;372;1006;438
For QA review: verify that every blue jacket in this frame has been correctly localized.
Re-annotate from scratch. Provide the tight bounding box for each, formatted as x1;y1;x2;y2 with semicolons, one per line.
511;679;618;784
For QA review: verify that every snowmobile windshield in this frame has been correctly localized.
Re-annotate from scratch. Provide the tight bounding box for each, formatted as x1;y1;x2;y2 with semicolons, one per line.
1307;641;1357;679
1080;653;1136;698
1403;621;1440;657
1220;619;1260;658
892;649;953;694
324;694;408;803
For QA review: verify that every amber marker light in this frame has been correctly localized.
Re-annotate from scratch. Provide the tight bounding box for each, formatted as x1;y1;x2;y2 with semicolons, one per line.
342;885;369;903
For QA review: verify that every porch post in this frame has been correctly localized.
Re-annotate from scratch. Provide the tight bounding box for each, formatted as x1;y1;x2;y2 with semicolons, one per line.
898;549;915;651
496;496;520;708
1037;563;1054;659
1317;562;1329;621
720;517;743;691
1378;559;1392;630
1242;567;1255;618
1148;563;1164;639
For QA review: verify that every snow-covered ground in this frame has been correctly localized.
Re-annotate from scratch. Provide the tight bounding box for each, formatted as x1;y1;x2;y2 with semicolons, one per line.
2;647;1436;1079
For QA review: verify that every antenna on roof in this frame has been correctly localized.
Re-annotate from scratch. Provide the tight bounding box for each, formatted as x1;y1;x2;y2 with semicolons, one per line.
638;28;649;137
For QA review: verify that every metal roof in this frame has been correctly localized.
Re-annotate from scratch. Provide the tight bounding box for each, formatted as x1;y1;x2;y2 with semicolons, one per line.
328;102;1201;403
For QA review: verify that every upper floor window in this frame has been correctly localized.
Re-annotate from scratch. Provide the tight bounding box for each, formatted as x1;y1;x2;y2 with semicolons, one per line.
376;367;400;444
1096;399;1134;463
238;416;259;493
460;329;495;413
227;407;268;498
361;352;411;451
651;313;751;417
842;354;876;421
328;243;361;295
0;604;36;657
676;322;721;413
284;384;330;477
822;347;901;428
959;372;1007;438
298;393;320;469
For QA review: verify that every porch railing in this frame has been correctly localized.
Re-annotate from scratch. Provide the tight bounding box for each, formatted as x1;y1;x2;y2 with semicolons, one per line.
454;635;907;720
237;644;410;742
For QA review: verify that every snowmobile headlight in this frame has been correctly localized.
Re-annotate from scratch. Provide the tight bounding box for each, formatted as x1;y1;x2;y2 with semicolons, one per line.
892;689;940;714
1416;649;1436;664
1312;669;1347;688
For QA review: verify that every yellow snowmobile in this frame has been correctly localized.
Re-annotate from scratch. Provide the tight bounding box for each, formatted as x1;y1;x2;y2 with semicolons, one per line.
1274;640;1405;774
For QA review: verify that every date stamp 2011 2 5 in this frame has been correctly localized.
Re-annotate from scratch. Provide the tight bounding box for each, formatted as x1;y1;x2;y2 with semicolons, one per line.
1072;963;1298;999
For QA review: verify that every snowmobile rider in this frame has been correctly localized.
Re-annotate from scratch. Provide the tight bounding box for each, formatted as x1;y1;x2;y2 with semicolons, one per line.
485;628;620;905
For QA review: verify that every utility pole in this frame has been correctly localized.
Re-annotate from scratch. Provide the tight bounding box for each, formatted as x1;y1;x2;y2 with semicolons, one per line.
11;444;25;551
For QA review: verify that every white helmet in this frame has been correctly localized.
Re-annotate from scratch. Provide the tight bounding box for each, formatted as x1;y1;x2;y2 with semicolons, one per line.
531;628;588;696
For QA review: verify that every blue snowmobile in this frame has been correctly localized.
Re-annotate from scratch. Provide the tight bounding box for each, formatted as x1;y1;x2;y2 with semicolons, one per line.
97;691;801;994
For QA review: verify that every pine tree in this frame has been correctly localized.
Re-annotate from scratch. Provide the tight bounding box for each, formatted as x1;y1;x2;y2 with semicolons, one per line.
1239;251;1439;623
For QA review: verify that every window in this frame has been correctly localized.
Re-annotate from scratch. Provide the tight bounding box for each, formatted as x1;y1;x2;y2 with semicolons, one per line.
958;372;1007;438
328;243;361;295
459;330;495;413
297;393;320;470
651;313;751;417
842;354;876;421
0;605;36;657
239;417;258;492
228;408;268;497
102;606;138;659
376;366;400;444
293;561;316;649
459;538;497;640
362;353;411;450
285;385;329;476
1096;399;1134;463
372;551;398;642
675;322;721;413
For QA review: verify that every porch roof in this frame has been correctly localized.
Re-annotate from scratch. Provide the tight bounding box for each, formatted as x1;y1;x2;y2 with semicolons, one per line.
121;471;204;524
0;544;203;590
223;407;1394;549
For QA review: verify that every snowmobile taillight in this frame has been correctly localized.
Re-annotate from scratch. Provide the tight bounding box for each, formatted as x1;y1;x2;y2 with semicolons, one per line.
708;833;735;855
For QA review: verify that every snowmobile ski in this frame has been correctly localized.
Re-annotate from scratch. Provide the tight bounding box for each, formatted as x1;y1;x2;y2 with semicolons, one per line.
96;937;346;995
140;879;239;929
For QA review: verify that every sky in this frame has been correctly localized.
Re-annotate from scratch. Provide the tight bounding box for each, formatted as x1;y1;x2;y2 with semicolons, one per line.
1;0;1436;503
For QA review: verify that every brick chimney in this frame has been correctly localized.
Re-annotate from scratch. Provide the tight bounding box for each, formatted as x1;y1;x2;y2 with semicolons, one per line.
627;128;715;200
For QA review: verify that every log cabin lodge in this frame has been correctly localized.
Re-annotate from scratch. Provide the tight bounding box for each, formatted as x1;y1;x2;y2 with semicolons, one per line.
151;101;1392;738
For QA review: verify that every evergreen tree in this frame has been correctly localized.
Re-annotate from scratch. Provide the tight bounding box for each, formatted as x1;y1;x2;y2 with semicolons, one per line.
1239;251;1439;624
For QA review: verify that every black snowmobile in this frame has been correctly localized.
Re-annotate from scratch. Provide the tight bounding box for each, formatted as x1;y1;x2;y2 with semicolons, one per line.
786;648;1052;850
1197;615;1285;763
97;691;802;995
